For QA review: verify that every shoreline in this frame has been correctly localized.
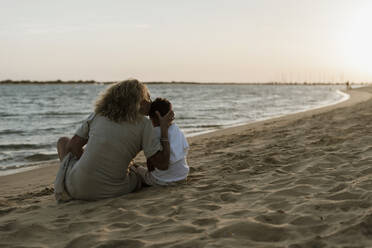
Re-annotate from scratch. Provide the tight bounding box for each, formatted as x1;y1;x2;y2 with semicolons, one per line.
0;88;350;177
2;86;372;247
189;87;370;142
187;89;350;138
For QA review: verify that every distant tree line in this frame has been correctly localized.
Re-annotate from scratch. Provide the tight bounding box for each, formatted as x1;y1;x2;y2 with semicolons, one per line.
0;80;205;85
0;79;370;85
0;80;199;85
0;80;114;84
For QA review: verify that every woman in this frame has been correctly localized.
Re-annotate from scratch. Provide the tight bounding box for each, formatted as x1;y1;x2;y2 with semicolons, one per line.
55;79;173;201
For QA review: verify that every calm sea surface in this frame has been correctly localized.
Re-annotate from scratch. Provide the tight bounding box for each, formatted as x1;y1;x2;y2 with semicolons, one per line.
0;84;347;174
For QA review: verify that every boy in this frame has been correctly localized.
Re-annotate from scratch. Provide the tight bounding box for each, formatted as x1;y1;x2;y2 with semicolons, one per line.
137;98;189;186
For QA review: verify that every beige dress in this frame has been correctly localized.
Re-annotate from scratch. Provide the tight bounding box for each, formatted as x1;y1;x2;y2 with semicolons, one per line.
60;113;161;200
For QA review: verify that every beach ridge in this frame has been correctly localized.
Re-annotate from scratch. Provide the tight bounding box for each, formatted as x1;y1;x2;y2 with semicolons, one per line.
1;86;372;247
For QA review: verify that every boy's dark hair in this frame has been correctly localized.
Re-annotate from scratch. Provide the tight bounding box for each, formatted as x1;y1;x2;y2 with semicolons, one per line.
149;98;171;119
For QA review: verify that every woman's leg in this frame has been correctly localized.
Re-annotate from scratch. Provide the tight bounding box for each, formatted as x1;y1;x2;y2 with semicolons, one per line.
57;137;70;162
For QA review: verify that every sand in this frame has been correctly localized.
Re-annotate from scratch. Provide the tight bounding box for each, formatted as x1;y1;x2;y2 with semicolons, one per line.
1;86;372;248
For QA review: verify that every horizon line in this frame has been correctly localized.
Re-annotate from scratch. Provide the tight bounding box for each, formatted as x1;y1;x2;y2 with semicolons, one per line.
0;79;371;85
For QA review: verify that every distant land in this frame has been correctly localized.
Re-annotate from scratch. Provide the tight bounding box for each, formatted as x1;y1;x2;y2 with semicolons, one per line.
0;79;370;85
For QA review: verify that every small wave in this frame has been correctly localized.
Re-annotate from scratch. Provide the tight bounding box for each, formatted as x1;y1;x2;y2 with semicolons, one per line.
0;112;21;117
0;156;12;163
25;153;58;162
38;112;90;116
34;127;56;132
0;144;51;150
174;116;199;120
181;124;223;129
0;160;56;172
0;164;29;171
0;129;24;135
68;119;86;125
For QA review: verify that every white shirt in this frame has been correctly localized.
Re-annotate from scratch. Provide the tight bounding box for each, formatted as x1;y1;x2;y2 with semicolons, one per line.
151;123;189;182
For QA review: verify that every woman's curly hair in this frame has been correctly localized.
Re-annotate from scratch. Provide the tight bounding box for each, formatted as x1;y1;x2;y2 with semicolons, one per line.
94;79;149;123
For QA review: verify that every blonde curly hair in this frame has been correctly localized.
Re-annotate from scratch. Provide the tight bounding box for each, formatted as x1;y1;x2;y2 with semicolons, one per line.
94;79;149;123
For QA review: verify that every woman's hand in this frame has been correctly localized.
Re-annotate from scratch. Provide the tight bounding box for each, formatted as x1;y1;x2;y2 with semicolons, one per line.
67;135;88;159
147;160;155;172
156;109;175;129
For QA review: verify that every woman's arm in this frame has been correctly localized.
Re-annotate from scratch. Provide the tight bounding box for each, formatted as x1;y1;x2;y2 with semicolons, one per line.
147;110;174;171
67;135;88;159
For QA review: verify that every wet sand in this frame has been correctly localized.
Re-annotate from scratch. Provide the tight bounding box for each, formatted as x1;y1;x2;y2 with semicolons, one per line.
1;86;372;248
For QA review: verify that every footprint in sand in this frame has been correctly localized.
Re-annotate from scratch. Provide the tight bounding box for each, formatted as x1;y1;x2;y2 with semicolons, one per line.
211;221;292;242
192;218;219;226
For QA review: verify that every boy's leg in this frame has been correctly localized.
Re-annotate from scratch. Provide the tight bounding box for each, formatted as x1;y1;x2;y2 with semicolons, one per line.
135;166;157;186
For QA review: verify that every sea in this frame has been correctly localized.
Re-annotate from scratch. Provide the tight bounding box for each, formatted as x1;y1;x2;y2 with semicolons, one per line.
0;83;349;176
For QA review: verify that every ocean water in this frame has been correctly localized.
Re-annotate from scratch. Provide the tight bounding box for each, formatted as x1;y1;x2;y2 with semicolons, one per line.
0;83;347;174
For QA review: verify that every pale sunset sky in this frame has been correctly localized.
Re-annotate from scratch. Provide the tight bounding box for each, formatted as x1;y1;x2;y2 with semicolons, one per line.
1;0;371;83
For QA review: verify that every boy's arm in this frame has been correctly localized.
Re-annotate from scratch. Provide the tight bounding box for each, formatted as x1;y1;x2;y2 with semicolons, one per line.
147;138;170;171
147;110;173;171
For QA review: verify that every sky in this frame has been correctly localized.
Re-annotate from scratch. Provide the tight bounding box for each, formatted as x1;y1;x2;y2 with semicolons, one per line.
1;0;372;83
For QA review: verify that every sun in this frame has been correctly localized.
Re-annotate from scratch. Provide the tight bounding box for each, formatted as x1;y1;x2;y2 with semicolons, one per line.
343;2;372;80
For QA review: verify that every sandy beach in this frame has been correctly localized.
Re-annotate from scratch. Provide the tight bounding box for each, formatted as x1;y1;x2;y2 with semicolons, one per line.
1;86;372;248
